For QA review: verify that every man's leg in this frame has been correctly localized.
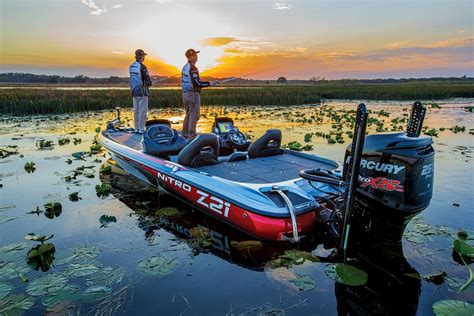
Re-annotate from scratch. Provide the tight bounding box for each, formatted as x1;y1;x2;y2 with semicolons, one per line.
182;93;192;138
132;97;139;130
187;92;201;139
138;96;148;132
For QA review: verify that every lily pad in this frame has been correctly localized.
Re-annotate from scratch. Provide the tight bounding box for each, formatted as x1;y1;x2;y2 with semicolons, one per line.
24;162;36;173
25;233;54;243
99;215;117;228
155;207;179;217
138;256;179;276
324;263;368;286
0;216;16;224
69;192;81;202
85;266;124;287
41;284;81;307
0;242;29;254
266;250;319;269
83;285;112;295
95;184;112;198
0;294;35;314
26;274;67;296
65;261;102;277
289;275;316;291
0;283;12;299
432;300;474;316
454;239;474;258
0;262;31;281
230;240;263;252
71;245;101;262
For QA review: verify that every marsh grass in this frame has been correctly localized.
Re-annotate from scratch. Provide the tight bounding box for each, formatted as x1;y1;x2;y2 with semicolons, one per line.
2;82;473;115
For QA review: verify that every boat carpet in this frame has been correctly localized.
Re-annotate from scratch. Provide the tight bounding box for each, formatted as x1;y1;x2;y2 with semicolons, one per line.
196;154;336;184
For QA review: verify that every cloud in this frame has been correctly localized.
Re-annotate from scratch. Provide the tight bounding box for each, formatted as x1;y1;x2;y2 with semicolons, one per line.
111;51;125;55
273;3;294;10
201;37;241;47
111;4;123;9
81;0;107;15
155;0;173;3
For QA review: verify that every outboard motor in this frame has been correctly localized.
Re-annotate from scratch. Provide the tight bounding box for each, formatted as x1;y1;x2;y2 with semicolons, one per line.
343;101;434;250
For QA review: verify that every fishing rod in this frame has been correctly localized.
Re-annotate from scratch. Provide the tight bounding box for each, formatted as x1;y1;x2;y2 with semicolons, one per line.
151;73;181;84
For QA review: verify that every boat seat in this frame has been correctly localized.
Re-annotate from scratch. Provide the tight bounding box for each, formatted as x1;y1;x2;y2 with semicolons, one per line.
247;129;283;159
142;120;187;158
227;151;248;162
177;133;220;168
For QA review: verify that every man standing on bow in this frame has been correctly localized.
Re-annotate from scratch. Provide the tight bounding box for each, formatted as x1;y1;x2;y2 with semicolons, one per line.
129;49;152;133
181;49;218;139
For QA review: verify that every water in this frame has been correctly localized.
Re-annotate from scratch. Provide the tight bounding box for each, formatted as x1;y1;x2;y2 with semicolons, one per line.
0;100;473;315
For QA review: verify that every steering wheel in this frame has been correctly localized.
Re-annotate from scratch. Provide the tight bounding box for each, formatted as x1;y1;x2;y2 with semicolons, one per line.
228;129;247;146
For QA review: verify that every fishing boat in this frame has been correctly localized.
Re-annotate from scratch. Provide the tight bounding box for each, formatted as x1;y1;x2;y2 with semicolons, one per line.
98;102;434;251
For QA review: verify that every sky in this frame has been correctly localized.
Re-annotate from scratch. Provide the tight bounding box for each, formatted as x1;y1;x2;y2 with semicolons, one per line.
1;0;473;79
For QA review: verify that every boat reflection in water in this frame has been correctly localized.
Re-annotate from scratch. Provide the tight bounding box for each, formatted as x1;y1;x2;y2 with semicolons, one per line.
100;159;421;315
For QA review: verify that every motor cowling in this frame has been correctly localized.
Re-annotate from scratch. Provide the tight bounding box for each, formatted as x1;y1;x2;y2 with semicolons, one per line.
344;131;434;215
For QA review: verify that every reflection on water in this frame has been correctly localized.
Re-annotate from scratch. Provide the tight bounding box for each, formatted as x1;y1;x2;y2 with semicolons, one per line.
0;100;472;314
102;159;423;315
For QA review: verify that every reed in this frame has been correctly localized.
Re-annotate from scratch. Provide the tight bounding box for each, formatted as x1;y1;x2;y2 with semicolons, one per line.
1;82;473;115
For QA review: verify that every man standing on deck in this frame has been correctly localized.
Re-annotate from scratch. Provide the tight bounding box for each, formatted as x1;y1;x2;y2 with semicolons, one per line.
181;49;218;139
129;49;152;134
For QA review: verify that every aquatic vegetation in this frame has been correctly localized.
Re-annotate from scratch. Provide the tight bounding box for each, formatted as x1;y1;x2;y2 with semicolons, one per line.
0;294;35;314
99;215;117;227
58;138;70;146
26;273;67;296
0;262;30;282
100;165;112;175
432;300;474;316
44;202;62;219
0;147;19;159
324;263;368;286
266;250;319;269
0;283;12;299
24;233;54;243
27;242;56;272
424;128;439;137
41;284;81;307
73;137;82;145
65;261;102;277
95;183;112;198
450;125;466;133
72;151;87;160
230;240;263;252
69;191;81;201
36;139;54;150
24;162;36;173
85;266;124;287
155;207;179;217
304;133;312;142
90;143;102;154
289;275;316;291
453;236;474;291
138;256;180;276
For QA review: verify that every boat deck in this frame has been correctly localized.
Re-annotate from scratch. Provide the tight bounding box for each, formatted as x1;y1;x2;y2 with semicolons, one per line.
197;154;336;184
106;130;337;184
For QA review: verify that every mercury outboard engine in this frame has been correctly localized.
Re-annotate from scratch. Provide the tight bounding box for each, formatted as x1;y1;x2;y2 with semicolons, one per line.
343;101;434;251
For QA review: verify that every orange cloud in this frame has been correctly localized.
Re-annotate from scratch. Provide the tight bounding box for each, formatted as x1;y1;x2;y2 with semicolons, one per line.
201;37;241;47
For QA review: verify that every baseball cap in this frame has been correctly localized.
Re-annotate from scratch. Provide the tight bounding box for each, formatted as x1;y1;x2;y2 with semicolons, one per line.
135;49;148;58
185;48;200;58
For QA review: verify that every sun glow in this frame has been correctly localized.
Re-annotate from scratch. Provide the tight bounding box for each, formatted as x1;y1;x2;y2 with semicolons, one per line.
137;6;231;74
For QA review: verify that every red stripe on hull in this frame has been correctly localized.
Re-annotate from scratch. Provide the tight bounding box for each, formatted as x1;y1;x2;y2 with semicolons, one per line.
136;163;317;241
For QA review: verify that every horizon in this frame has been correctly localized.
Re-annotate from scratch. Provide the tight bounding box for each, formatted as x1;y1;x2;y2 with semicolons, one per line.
1;0;473;79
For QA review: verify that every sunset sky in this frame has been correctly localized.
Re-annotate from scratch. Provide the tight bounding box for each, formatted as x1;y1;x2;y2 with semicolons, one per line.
1;0;473;79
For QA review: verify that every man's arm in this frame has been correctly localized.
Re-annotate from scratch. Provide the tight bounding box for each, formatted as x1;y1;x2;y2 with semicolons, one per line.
141;64;153;86
190;67;210;88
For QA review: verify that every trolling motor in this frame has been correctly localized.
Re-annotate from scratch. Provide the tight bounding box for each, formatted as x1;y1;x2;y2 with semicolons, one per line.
106;107;122;130
301;101;435;258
